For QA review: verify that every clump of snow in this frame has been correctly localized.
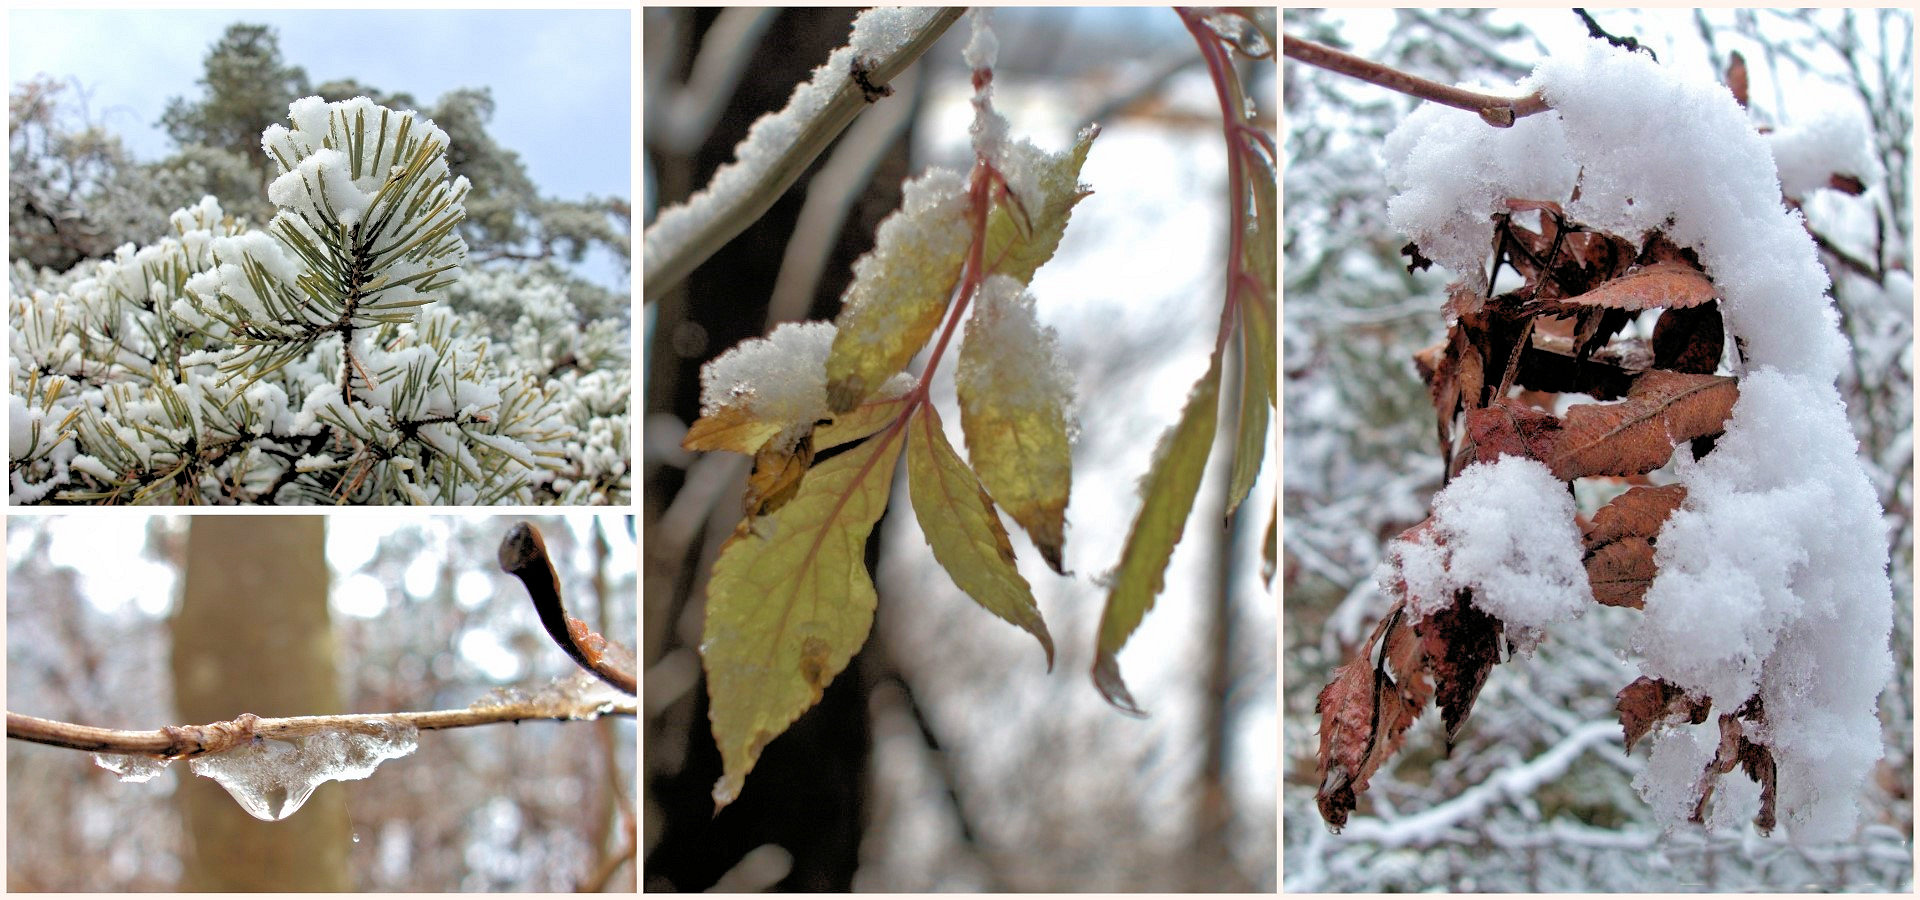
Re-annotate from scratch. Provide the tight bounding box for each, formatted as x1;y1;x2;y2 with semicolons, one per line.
1382;39;1892;839
188;719;418;821
1382;456;1590;646
1766;103;1882;200
957;274;1076;432
699;320;918;452
645;8;942;278
837;167;971;319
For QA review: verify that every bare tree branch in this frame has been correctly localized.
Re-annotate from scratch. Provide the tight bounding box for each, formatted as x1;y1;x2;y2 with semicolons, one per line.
1283;33;1551;127
500;521;638;695
7;696;637;759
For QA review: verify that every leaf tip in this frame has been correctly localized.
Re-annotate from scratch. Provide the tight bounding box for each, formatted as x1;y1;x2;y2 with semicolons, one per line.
1092;651;1147;718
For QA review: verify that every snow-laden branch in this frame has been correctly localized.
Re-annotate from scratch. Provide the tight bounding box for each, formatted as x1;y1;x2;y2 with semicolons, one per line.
643;7;965;295
1334;721;1620;847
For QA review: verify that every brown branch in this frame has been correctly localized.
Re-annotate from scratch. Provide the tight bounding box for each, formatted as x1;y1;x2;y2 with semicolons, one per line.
7;694;638;759
1283;33;1551;127
499;522;638;695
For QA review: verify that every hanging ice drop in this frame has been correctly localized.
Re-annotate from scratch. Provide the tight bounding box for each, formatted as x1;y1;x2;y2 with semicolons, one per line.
93;752;172;783
187;719;418;821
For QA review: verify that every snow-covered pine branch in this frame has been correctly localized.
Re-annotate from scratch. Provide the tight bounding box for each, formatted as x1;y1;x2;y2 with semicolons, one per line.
9;96;630;504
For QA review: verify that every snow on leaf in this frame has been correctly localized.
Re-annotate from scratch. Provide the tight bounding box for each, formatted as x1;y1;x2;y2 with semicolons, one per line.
978;126;1098;287
1549;371;1738;480
694;321;839;455
1615;675;1712;753
701;424;905;810
905;404;1053;668
1093;351;1221;716
956;275;1074;573
187;719;417;821
825;169;970;413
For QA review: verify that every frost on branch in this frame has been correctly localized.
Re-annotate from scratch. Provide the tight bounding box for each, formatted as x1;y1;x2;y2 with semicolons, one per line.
1320;39;1893;839
9;96;628;504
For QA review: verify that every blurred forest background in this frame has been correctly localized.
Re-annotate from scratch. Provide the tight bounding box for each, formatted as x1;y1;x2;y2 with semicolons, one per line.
643;8;1275;891
6;515;637;891
1283;8;1911;891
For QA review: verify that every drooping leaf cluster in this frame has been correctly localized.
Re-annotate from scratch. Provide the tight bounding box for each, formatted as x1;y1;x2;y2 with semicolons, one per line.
679;8;1276;811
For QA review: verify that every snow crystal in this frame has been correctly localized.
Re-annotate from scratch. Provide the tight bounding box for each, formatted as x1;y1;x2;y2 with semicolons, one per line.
93;752;172;783
188;719;418;821
846;6;939;58
1384;455;1589;644
1384;39;1893;838
1767;103;1881;200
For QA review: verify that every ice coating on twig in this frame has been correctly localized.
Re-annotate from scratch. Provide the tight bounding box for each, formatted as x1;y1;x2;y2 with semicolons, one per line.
466;670;627;720
93;752;172;783
187;719;418;821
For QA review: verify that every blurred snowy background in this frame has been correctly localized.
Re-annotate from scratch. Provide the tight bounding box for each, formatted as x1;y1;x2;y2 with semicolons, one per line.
1283;8;1911;891
5;515;636;891
643;8;1275;892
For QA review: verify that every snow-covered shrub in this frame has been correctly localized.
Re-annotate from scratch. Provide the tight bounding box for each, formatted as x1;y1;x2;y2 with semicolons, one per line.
9;96;629;504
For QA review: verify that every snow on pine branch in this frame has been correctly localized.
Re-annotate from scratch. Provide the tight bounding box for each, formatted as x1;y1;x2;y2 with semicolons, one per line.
1382;41;1893;838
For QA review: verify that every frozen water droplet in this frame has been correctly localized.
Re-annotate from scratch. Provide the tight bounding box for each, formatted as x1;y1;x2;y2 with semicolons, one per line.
93;752;172;783
188;719;418;821
351;832;361;843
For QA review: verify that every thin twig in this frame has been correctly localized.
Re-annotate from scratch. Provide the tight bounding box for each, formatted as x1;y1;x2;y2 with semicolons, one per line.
7;698;638;759
499;522;639;695
1283;33;1551;127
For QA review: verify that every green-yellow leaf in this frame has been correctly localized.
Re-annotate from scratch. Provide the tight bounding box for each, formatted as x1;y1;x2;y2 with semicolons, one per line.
1225;185;1276;518
825;170;971;413
682;403;783;456
906;403;1054;667
815;390;912;451
980;126;1098;286
1094;351;1222;715
702;424;905;809
956;276;1075;573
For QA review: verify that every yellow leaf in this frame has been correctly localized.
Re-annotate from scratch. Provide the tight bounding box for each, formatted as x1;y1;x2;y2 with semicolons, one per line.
1094;351;1222;715
906;404;1054;667
981;126;1099;286
825;170;970;413
956;277;1074;574
815;390;912;451
702;423;906;809
682;403;782;455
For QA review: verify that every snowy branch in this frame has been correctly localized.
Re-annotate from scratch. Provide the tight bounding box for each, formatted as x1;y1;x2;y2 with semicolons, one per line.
1283;33;1551;127
643;7;965;294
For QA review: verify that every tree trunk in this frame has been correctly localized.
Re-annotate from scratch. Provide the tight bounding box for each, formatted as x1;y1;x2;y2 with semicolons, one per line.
171;516;349;891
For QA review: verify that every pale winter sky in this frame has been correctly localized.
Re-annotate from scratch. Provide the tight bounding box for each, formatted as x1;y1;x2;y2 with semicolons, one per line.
9;8;631;286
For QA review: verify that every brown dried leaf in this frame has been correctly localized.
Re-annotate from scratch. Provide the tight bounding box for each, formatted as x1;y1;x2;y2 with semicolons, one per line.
1584;484;1688;547
1585;539;1656;609
1652;300;1724;374
1515;345;1636;401
1740;734;1779;835
743;431;815;518
1829;173;1866;195
1727;51;1749;108
1463;398;1561;465
1414;590;1503;750
1555;261;1718;312
1550;371;1739;480
1314;604;1430;830
1615;676;1712;753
